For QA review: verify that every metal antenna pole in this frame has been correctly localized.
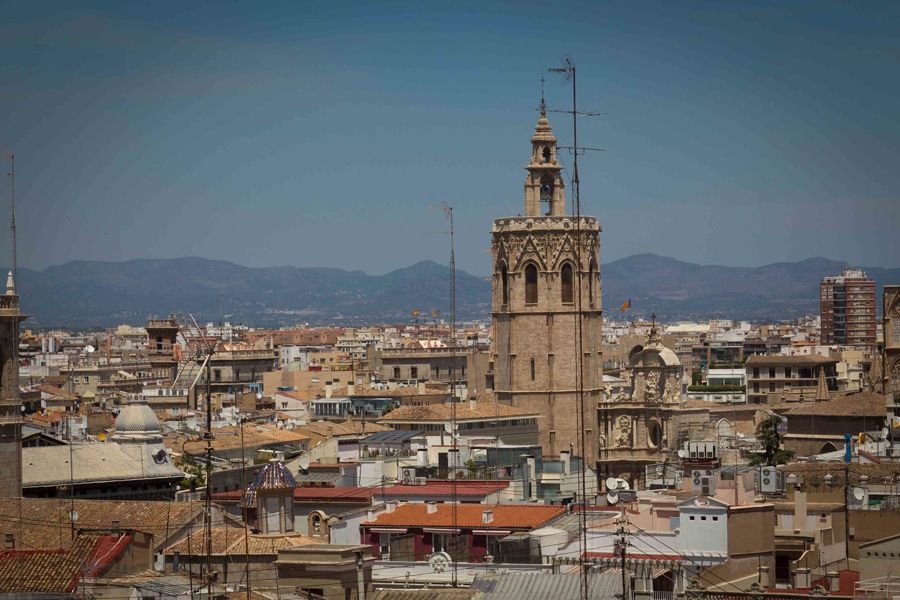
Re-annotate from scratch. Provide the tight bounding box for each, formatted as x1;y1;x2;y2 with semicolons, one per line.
447;204;459;588
3;153;15;283
549;57;606;600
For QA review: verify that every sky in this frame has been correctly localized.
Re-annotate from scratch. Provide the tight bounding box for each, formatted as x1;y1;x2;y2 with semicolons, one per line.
1;0;899;276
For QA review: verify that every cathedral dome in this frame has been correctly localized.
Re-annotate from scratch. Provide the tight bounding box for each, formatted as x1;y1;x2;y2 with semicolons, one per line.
112;400;162;442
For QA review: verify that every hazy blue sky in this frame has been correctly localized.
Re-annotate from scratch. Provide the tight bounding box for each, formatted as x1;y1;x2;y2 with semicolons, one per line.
2;0;899;275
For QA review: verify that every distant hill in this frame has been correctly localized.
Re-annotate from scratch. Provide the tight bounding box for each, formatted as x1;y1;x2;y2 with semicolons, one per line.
602;254;900;321
12;255;900;328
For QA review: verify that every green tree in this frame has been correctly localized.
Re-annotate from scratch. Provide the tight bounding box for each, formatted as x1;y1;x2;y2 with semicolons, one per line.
750;416;794;466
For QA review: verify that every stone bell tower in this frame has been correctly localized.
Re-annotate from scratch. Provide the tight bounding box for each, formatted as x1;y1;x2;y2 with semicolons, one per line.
491;105;603;460
0;271;26;498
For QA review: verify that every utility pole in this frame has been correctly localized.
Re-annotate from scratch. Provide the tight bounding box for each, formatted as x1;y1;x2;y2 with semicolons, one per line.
615;511;630;600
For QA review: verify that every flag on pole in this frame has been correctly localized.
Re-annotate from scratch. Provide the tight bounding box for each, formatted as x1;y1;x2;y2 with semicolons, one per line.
619;298;631;312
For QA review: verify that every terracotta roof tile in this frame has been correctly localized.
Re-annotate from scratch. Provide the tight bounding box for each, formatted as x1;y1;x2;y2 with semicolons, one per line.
165;523;318;556
362;503;564;530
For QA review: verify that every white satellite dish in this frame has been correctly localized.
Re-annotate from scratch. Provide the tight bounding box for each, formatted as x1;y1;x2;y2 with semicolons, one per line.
276;422;284;429
256;392;263;400
605;477;618;491
677;449;687;459
620;480;631;491
852;487;866;501
84;345;95;354
606;492;619;505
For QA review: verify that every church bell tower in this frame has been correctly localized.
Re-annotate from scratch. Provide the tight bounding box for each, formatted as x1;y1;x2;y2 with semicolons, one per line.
490;106;603;461
0;271;26;498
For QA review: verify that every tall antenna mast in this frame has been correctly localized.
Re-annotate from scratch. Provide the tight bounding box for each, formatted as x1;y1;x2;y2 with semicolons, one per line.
3;153;14;283
442;202;459;588
548;57;604;600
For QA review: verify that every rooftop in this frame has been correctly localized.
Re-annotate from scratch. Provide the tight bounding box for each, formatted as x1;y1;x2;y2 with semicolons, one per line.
382;481;509;498
165;522;318;556
362;503;565;530
786;392;886;417
379;402;539;423
745;354;837;367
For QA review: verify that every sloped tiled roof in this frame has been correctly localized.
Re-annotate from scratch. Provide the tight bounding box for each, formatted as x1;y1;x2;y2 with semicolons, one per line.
164;523;318;556
786;392;886;417
250;461;297;490
379;402;539;423
0;498;204;552
362;503;564;530
745;355;836;366
0;536;96;594
382;481;508;498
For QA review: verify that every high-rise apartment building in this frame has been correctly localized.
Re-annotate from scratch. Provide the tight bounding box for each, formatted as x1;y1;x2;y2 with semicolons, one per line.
820;268;876;347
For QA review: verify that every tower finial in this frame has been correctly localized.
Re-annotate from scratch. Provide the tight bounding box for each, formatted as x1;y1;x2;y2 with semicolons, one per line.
539;75;546;116
5;270;13;295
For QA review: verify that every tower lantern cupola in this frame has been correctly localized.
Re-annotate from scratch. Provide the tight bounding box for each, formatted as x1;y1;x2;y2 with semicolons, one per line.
524;103;565;217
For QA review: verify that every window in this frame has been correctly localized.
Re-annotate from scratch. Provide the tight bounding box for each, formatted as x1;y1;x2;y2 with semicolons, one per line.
648;421;663;448
769;368;776;378
753;368;760;378
530;358;536;381
393;367;401;379
561;263;574;304
785;367;792;378
589;258;597;304
410;367;418;379
525;264;538;304
500;263;509;305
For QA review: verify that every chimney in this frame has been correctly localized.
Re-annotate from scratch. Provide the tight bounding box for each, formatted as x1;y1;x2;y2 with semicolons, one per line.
793;567;811;589
827;571;840;592
426;501;438;514
173;550;180;573
560;450;571;476
793;489;807;531
521;455;537;501
482;510;494;524
3;533;14;549
325;380;333;399
759;565;770;588
367;509;377;521
417;448;428;468
385;500;397;513
469;398;477;411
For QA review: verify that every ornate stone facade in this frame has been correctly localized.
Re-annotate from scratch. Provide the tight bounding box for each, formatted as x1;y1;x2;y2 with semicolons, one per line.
490;107;603;459
597;324;682;488
0;272;26;498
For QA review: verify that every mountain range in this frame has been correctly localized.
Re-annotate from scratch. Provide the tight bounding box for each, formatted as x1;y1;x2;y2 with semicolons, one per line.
13;254;900;328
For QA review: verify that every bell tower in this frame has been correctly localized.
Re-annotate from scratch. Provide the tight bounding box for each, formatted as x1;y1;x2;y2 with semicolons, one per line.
524;101;566;217
0;271;26;498
490;108;603;462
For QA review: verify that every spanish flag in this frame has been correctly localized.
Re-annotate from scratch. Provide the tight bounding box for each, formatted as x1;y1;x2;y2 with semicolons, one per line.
619;299;631;312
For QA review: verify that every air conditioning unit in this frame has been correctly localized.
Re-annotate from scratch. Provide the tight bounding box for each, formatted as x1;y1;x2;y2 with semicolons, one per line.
414;477;427;486
758;466;780;494
400;467;417;485
700;475;716;496
691;469;709;491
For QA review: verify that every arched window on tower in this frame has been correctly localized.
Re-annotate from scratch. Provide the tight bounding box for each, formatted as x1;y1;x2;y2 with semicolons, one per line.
542;146;551;164
589;258;597;305
525;264;538;304
500;263;509;305
561;263;574;304
539;175;554;215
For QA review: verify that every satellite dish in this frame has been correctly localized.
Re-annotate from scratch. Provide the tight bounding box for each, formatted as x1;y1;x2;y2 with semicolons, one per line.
256;392;263;400
276;422;284;429
656;465;664;476
620;480;631;491
677;449;687;459
605;477;618;491
153;449;168;464
852;487;866;501
606;492;619;505
84;345;95;354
